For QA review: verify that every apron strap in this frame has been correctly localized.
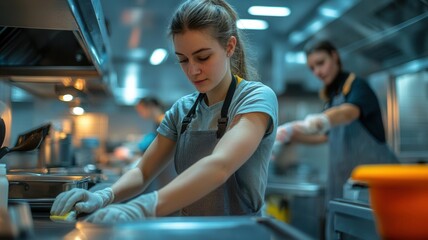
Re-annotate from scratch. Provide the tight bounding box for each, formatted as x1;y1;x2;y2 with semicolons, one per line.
342;73;356;96
180;93;205;134
180;74;237;138
319;72;356;102
217;74;237;138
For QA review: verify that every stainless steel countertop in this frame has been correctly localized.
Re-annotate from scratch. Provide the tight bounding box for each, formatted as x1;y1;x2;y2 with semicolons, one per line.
267;175;325;197
328;199;378;239
30;216;313;240
32;218;76;240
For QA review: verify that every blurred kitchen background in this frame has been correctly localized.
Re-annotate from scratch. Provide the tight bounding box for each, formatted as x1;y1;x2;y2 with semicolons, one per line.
1;0;428;238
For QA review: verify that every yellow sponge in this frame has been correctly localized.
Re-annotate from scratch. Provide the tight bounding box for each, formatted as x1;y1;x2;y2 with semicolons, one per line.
50;211;77;223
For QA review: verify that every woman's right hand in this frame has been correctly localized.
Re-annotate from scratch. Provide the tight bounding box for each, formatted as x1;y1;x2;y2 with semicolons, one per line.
302;113;331;134
276;121;306;143
50;187;114;216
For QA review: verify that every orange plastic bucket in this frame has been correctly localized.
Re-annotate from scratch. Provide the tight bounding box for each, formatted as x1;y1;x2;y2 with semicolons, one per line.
352;164;428;239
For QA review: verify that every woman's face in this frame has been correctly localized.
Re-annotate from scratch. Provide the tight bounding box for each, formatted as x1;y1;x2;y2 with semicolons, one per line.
136;104;151;119
306;50;340;86
173;29;235;95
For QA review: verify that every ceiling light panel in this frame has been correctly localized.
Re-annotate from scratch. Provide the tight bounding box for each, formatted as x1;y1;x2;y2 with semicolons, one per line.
150;48;168;65
237;19;269;30
248;6;290;17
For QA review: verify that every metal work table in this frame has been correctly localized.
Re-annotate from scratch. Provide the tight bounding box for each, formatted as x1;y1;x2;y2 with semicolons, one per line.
266;176;326;239
266;181;324;197
328;199;379;240
30;216;312;240
32;218;76;240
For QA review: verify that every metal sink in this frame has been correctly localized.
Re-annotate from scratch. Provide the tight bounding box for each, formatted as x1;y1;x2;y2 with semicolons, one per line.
8;165;105;185
7;173;94;211
7;174;91;199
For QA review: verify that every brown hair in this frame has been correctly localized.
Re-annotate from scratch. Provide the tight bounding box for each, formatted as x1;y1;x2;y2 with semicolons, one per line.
138;97;164;111
168;0;257;80
304;39;342;71
305;40;348;101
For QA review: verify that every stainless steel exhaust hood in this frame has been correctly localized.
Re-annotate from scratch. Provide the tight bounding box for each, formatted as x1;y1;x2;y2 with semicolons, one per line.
0;0;113;98
292;0;428;77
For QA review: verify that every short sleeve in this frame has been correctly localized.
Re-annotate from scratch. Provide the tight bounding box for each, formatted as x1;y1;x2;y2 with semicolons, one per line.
345;79;379;119
231;83;278;136
157;101;180;141
157;93;199;141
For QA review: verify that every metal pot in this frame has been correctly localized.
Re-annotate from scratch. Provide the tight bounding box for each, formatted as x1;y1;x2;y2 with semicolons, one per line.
38;125;74;168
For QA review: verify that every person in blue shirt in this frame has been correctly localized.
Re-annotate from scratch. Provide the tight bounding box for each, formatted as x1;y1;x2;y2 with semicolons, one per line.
51;0;278;223
135;97;165;152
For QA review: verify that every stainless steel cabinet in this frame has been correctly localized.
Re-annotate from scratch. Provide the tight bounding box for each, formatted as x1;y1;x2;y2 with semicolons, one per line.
369;67;428;163
393;71;428;161
328;200;379;240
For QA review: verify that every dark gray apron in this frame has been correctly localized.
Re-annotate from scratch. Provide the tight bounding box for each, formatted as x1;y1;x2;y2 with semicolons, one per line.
326;74;398;240
175;75;258;216
326;74;398;203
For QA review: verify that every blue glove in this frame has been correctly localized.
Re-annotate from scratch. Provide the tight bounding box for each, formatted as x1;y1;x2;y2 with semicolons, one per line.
84;191;158;223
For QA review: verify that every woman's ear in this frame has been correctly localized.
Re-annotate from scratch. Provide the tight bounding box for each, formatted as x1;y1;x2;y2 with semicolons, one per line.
226;36;237;57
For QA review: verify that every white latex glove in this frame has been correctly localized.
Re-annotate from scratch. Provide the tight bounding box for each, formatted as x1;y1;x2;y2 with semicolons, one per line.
271;121;303;161
50;187;114;216
84;191;158;223
276;122;295;144
302;113;331;135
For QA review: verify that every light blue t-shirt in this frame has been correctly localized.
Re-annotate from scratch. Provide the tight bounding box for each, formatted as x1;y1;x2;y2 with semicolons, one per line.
157;79;278;212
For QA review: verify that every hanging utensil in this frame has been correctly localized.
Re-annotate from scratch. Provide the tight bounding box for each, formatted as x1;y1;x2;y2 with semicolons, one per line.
0;118;5;147
0;123;50;160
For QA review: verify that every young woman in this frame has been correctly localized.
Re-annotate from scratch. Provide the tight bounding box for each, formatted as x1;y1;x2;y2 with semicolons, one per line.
276;40;398;203
51;0;278;223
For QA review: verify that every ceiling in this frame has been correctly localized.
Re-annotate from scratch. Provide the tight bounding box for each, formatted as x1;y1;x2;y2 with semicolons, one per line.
102;0;324;62
2;0;428;106
100;0;325;105
100;0;428;105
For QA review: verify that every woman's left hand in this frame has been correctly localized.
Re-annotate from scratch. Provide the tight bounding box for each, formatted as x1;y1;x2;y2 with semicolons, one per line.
84;191;158;223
